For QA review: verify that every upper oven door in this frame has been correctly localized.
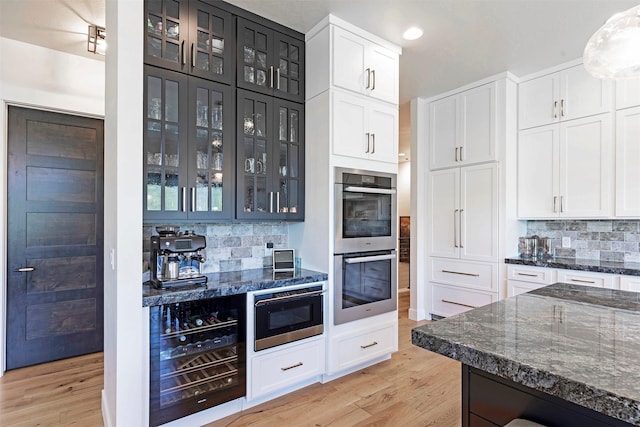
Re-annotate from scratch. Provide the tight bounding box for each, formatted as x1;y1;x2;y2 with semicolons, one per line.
335;168;397;254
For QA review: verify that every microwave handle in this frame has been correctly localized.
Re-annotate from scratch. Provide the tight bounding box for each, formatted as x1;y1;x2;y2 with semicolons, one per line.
254;289;325;307
344;253;397;264
343;186;396;195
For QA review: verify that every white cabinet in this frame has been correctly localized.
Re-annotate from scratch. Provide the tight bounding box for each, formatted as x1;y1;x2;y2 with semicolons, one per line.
615;107;640;217
431;283;496;317
431;259;497;292
517;114;612;218
332;90;398;163
248;338;324;401
556;269;618;289
429;163;498;262
429;82;496;169
620;275;640;292
518;64;612;129
616;77;640;110
332;26;399;104
506;264;556;297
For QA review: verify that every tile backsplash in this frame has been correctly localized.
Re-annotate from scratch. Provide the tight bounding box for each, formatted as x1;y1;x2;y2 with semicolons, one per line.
526;220;640;263
143;222;289;273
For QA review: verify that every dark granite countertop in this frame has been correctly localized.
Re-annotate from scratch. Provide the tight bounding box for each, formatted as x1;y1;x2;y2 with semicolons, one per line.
506;256;640;277
412;283;640;425
142;268;328;307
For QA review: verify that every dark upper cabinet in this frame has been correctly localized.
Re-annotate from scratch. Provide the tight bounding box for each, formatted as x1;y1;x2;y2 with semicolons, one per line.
237;18;305;103
144;65;234;222
236;89;304;221
145;0;234;85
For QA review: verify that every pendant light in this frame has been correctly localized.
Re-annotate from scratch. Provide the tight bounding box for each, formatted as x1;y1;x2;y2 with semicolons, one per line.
584;4;640;79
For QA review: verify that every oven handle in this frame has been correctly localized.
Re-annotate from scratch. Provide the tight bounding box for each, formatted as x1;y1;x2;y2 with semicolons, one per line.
344;253;397;264
343;186;396;195
254;289;325;307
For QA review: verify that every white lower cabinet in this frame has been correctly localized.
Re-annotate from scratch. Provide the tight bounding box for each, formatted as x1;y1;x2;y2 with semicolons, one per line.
506;264;556;297
327;319;397;374
430;259;496;292
248;337;324;401
430;283;496;318
620;275;640;292
556;269;618;289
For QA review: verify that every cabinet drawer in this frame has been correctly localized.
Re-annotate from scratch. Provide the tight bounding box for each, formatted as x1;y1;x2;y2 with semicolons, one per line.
618;275;640;292
431;283;496;317
431;259;496;291
507;265;556;285
250;338;324;400
556;270;617;289
332;323;396;372
507;279;546;297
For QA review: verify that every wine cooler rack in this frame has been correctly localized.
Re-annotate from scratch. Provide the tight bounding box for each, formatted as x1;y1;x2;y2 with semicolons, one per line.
149;294;246;426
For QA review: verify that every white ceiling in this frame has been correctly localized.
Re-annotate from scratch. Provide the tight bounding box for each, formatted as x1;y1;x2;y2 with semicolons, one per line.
1;0;637;157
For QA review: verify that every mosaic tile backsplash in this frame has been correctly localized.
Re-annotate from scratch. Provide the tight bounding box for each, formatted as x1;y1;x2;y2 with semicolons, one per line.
143;222;289;273
526;220;640;263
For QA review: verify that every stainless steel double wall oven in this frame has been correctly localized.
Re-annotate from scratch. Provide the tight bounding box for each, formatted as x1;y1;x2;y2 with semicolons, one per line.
334;168;398;325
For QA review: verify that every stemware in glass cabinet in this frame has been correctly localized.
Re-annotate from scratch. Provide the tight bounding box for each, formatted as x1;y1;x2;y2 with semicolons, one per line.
146;0;183;66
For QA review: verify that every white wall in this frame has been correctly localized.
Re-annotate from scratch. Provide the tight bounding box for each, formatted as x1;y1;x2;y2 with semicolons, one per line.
0;36;105;375
397;161;410;217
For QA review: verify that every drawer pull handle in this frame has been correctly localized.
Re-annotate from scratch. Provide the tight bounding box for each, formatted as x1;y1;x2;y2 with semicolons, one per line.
442;299;476;309
570;278;596;284
517;273;538;277
442;270;480;277
281;362;303;371
360;341;378;349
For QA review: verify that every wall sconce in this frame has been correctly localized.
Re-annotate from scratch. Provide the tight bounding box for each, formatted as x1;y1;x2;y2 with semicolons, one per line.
87;25;106;55
584;5;640;79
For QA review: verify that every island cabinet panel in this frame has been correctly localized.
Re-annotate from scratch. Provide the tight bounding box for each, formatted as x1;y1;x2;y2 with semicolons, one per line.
463;366;631;427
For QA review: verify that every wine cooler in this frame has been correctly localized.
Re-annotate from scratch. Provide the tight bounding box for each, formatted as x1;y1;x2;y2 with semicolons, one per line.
149;294;246;426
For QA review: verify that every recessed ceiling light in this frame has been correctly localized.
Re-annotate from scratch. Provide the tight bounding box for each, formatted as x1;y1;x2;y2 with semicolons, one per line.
402;26;423;41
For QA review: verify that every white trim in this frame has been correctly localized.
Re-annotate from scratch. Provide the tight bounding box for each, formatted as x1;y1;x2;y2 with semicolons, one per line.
518;57;584;82
421;71;519;104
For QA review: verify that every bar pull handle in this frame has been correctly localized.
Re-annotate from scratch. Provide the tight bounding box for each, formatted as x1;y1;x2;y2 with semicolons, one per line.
455;147;459;162
15;267;35;273
371;69;376;90
569;278;596;284
190;187;196;212
459;209;464;248
269;191;274;213
181;187;187;212
517;273;538;277
560;196;564;213
453;209;459;248
269;66;274;88
442;299;476;309
459;146;463;162
560;99;565;117
360;341;378;349
441;270;480;277
276;192;280;213
181;41;186;65
553;101;558;118
276;67;280;90
191;43;195;68
365;132;371;153
281;362;303;371
365;68;371;89
553;196;558;213
371;133;375;154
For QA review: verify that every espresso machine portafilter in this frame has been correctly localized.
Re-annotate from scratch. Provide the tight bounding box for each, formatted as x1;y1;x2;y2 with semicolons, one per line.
150;227;208;289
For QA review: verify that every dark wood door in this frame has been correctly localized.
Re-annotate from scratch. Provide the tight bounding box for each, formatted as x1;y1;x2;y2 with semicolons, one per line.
6;106;104;370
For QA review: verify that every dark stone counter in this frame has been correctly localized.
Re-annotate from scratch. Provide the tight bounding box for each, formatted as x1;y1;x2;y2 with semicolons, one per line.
412;283;640;425
142;268;328;307
505;256;640;277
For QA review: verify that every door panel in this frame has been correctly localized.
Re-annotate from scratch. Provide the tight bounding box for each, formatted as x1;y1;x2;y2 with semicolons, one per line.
429;168;459;258
7;106;104;370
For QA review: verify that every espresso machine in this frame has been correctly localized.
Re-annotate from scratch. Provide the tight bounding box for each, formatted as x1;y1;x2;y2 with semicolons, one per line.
150;226;208;289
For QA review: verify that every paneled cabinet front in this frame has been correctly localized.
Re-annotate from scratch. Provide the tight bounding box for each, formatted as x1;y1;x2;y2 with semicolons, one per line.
144;66;234;222
237;17;305;103
236;89;304;220
145;0;234;84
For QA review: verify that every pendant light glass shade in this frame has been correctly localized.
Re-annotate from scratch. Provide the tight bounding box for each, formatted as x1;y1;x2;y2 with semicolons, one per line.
584;4;640;79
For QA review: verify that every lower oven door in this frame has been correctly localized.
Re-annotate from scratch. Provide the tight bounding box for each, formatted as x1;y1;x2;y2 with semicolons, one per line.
334;250;397;325
254;285;324;351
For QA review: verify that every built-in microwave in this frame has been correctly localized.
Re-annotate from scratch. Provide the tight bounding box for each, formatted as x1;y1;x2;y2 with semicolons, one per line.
334;168;397;254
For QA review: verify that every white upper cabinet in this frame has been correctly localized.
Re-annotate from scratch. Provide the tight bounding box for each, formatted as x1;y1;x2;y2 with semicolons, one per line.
517;114;613;218
429;82;496;169
518;64;612;130
429;163;498;262
332;26;399;104
332;90;398;163
616;77;640;110
615;106;640;217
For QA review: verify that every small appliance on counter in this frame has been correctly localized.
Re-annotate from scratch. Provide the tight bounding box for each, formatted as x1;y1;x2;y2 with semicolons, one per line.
150;226;207;289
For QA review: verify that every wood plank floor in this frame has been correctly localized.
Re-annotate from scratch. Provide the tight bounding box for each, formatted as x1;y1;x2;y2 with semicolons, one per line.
0;292;461;426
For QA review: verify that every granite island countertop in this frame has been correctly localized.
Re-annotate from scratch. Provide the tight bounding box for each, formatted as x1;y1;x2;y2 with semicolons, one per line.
505;256;640;277
142;268;328;307
412;283;640;425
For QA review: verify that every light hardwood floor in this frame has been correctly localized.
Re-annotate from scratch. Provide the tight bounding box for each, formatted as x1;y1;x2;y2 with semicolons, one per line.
0;293;461;426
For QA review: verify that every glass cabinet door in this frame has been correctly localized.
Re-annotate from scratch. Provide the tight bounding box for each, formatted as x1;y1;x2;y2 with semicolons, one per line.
273;33;305;102
144;66;189;221
145;0;189;73
188;3;233;84
237;18;273;97
188;77;233;220
275;99;304;220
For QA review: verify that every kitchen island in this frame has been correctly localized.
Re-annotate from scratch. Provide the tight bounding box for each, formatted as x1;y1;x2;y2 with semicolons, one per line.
412;283;640;426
